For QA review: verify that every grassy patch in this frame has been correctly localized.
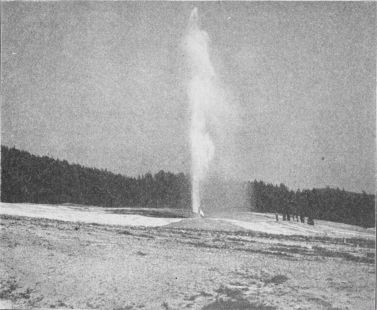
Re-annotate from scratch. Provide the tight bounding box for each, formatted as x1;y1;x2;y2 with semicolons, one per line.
263;275;288;285
269;244;374;264
306;296;333;308
202;298;276;310
205;284;276;310
229;281;247;287
215;285;243;298
0;278;19;300
136;233;155;239
183;240;295;259
312;246;374;264
200;290;212;297
117;230;134;236
269;246;310;255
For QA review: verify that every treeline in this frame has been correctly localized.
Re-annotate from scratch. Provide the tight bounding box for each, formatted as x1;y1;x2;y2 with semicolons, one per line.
1;146;191;209
1;146;375;227
250;181;375;228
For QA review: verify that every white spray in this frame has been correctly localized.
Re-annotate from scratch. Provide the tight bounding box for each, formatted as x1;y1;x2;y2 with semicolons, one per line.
184;8;217;215
183;8;248;216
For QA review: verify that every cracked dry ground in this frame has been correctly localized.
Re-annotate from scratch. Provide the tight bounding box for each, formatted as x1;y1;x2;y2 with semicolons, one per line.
0;215;375;310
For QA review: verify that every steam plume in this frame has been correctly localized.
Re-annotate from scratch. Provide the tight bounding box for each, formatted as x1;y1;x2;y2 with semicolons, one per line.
184;8;216;214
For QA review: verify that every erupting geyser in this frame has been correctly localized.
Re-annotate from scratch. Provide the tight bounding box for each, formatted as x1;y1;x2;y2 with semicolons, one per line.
184;8;217;215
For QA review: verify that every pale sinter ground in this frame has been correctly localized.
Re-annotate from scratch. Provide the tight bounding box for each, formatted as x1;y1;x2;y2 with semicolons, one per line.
0;203;375;310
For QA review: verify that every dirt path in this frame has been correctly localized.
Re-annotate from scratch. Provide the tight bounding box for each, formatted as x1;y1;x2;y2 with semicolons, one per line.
0;215;375;310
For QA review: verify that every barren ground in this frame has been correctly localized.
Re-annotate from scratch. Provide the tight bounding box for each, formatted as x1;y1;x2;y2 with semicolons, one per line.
0;210;375;310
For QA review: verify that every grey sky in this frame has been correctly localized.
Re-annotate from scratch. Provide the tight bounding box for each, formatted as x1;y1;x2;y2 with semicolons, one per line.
1;2;375;193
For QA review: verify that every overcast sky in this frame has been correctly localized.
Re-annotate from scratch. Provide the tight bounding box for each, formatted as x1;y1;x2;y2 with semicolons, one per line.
2;2;375;193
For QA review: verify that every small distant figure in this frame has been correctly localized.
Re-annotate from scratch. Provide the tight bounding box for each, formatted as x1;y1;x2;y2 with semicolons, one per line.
199;208;205;218
275;213;279;222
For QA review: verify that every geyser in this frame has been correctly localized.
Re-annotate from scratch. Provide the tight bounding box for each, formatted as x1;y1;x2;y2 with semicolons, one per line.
184;8;217;215
183;9;258;216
